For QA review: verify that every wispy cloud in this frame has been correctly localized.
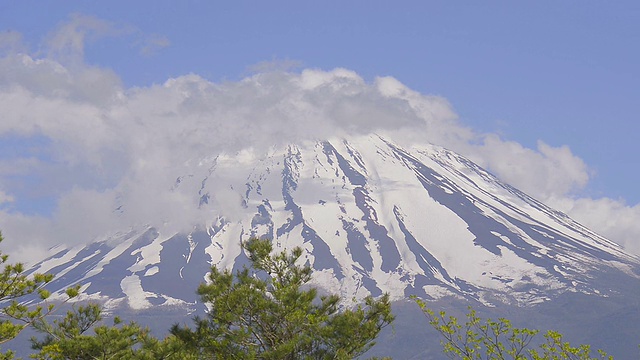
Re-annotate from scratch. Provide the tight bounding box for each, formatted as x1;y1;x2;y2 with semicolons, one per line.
0;190;13;205
247;58;303;74
137;34;171;56
43;13;170;64
0;30;26;54
45;13;125;64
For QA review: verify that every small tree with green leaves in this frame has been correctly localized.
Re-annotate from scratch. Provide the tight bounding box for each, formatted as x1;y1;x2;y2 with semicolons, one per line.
171;238;394;359
413;297;612;360
0;231;78;360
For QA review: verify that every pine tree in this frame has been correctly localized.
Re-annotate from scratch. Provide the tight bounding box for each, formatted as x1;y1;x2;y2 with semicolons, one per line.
31;303;195;360
171;238;394;359
0;232;77;359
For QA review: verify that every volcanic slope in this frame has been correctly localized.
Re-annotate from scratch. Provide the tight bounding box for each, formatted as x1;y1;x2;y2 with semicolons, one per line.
31;134;640;311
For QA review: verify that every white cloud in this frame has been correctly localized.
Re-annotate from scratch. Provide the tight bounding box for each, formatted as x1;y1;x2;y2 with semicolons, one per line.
550;197;640;256
0;16;638;263
0;210;54;264
464;135;590;200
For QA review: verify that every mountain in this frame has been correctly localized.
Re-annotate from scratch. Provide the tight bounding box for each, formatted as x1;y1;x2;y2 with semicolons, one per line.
24;134;640;356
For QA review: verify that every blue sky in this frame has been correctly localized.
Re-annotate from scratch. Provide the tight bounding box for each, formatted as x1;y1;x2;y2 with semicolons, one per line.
1;1;639;261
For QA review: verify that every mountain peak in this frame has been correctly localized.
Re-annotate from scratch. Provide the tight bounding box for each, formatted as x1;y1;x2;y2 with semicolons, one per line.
32;134;640;310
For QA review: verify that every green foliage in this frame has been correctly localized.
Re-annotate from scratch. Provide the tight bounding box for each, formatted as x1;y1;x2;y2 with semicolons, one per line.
30;303;195;359
412;297;612;360
171;238;394;359
31;303;142;359
0;232;77;359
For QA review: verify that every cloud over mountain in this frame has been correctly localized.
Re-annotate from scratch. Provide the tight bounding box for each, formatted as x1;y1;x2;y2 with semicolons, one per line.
0;17;637;263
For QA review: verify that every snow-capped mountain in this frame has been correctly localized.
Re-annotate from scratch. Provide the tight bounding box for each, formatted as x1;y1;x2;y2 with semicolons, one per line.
30;134;640;311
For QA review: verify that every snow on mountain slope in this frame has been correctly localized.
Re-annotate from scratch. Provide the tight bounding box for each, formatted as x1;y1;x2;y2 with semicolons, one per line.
31;134;640;309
